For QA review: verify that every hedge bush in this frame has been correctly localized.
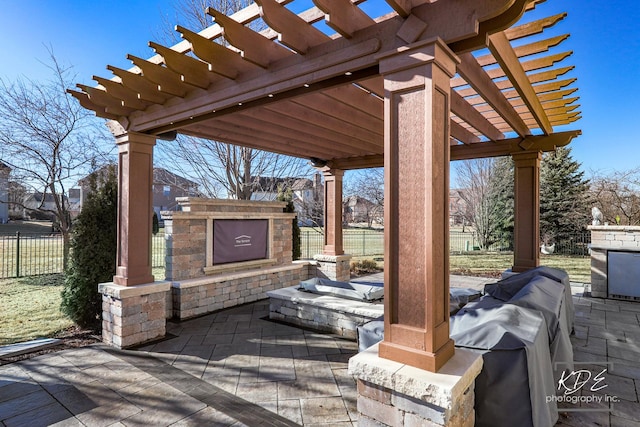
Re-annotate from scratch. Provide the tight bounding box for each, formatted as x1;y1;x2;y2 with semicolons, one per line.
61;166;117;329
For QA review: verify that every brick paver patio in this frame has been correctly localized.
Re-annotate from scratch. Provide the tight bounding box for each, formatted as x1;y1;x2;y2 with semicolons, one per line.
1;280;639;426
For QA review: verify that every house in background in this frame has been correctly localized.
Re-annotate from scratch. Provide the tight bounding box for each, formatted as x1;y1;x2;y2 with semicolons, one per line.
75;165;200;217
152;167;201;214
449;189;467;227
250;173;323;226
0;162;10;223
343;195;382;227
68;188;81;218
22;192;68;220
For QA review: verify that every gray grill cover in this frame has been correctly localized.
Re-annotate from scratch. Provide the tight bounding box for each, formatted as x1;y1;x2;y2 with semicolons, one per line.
451;301;558;427
485;266;574;332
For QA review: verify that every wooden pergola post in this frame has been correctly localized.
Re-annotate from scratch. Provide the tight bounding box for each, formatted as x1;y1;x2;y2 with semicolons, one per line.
322;168;344;256
512;151;542;272
377;38;459;372
113;131;156;286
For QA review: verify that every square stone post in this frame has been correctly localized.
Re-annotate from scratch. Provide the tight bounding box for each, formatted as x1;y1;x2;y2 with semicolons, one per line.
99;128;169;349
377;38;459;372
113;131;156;286
512;151;541;272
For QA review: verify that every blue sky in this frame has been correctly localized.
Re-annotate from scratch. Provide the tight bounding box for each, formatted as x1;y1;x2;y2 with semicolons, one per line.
1;0;638;177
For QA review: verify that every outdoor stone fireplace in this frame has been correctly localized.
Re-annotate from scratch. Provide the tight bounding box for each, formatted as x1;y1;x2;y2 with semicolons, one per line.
589;225;640;299
163;198;311;319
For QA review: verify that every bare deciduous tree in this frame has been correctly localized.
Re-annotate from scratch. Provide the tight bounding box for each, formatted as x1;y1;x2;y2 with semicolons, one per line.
590;168;640;226
0;52;112;268
153;0;311;200
454;159;502;249
156;137;311;200
345;168;384;227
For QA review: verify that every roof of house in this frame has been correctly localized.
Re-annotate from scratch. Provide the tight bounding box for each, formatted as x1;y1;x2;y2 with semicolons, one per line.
153;167;199;189
25;192;67;203
251;176;317;193
78;165;199;190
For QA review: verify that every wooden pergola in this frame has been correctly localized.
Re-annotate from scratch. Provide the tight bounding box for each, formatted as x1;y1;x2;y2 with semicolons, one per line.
70;0;581;372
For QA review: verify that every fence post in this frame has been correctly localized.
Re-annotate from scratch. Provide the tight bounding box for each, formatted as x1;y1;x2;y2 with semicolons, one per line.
303;231;307;259
15;231;20;278
362;231;366;256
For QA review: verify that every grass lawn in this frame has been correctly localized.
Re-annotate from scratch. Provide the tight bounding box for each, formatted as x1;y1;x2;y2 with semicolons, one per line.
0;274;73;345
450;252;591;283
353;252;590;283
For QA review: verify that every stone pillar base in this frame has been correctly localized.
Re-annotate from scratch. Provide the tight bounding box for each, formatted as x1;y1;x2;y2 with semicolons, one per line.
313;254;352;282
349;344;482;427
99;281;171;348
590;248;607;298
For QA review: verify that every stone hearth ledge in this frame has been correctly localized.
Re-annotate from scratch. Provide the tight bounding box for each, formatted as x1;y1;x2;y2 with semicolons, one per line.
349;343;483;426
98;281;171;298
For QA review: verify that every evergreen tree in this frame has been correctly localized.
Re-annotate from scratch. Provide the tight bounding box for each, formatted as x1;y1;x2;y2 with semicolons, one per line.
277;186;301;260
61;166;117;329
489;157;514;247
152;212;160;235
540;146;591;245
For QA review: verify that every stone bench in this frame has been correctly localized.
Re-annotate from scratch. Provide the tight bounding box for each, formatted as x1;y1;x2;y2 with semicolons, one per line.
267;285;384;339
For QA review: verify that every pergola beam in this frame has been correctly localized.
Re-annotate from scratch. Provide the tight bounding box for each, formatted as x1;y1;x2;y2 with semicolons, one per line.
457;52;531;137
488;31;552;134
450;91;504;141
450;130;581;160
450;120;482;145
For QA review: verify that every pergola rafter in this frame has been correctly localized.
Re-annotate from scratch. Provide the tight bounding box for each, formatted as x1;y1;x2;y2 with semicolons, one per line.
70;0;580;159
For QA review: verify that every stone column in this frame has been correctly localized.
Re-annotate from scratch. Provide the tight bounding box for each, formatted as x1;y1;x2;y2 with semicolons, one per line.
99;128;170;349
113;131;156;286
512;151;542;272
314;168;351;282
378;38;459;372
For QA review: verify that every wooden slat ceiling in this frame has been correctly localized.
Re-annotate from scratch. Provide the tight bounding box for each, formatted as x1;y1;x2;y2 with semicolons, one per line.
69;0;581;169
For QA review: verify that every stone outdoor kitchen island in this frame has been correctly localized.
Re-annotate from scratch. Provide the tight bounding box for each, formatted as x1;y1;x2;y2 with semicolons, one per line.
73;0;582;425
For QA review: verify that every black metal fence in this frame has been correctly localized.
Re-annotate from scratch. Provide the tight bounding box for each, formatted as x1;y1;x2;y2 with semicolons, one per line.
0;232;64;278
0;231;167;279
0;229;590;279
449;231;591;256
300;229;384;259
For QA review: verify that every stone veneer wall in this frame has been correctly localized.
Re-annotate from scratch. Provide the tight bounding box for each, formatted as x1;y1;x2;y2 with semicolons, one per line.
312;254;352;282
589;225;640;298
172;263;309;319
100;282;171;348
163;198;296;281
349;344;482;427
163;198;311;320
268;286;383;339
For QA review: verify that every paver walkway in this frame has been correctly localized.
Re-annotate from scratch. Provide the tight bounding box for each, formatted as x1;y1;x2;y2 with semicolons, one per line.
1;281;639;426
1;300;358;426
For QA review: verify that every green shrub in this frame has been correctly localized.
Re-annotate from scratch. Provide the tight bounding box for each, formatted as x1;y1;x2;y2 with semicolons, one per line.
277;186;301;260
61;166;117;329
152;212;159;235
